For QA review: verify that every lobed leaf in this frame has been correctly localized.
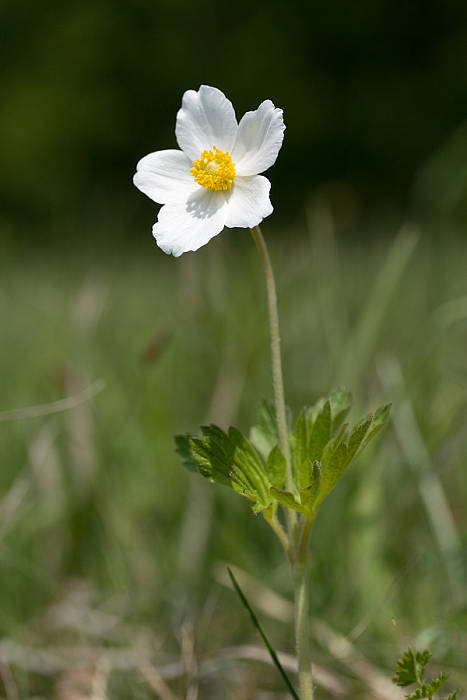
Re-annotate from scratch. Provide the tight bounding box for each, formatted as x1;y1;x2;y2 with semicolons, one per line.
407;689;427;699
175;434;200;473
315;404;390;508
445;691;461;700
299;460;321;511
176;424;273;513
424;672;448;695
177;394;390;520
355;403;391;458
307;396;326;425
228;426;271;505
270;487;309;514
393;649;432;687
290;409;308;488
308;399;332;461
406;679;449;700
329;387;352;432
315;438;348;508
266;445;287;490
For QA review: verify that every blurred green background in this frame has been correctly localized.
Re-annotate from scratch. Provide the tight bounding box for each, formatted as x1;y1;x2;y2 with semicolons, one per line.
1;1;467;698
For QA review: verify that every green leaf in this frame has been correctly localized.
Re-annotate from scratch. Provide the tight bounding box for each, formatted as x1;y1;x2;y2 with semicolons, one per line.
296;457;313;492
355;403;391;458
270;487;309;514
346;415;373;461
175;434;200;473
307;387;351;440
250;400;279;460
308;399;332;461
190;433;234;488
178;424;273;513
308;396;326;424
228;427;271;511
271;459;321;516
392;648;461;700
393;648;432;687
425;673;448;695
314;437;348;507
329;387;352;432
179;398;390;518
315;403;390;508
296;455;321;492
290;409;308;488
407;689;427;699
406;678;449;700
299;460;321;510
266;445;287;489
445;690;461;700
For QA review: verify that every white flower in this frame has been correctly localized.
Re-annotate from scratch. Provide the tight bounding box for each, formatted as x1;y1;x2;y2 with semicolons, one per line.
133;85;285;257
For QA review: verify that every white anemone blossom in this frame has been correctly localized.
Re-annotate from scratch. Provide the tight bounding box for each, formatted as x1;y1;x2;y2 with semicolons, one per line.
133;85;285;257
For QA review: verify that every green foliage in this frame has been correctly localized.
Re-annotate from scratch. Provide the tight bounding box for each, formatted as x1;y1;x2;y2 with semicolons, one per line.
269;486;308;514
308;399;332;462
249;399;280;461
407;674;448;699
266;445;287;490
177;425;272;513
394;648;432;687
290;408;309;488
393;649;461;699
177;389;390;519
175;434;200;473
273;390;390;515
329;387;353;432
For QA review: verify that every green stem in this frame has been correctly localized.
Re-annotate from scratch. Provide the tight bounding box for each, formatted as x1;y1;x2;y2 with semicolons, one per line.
294;559;314;700
264;511;290;557
250;226;295;534
251;225;314;697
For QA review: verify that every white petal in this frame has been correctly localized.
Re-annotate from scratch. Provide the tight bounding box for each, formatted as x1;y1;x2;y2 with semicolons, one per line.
133;149;196;204
232;100;285;176
153;189;229;256
175;85;238;161
225;175;273;229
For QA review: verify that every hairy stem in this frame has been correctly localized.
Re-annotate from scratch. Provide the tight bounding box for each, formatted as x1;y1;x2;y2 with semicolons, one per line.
264;511;290;556
294;517;314;700
250;226;295;531
297;516;314;563
251;225;314;697
294;559;314;700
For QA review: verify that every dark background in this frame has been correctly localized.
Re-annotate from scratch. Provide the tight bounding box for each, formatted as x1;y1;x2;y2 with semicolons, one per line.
2;0;467;247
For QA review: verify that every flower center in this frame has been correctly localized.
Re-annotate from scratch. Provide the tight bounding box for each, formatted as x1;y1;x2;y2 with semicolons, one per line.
190;146;236;191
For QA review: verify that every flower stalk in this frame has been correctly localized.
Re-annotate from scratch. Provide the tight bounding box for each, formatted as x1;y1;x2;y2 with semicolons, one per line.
251;224;314;699
250;226;295;530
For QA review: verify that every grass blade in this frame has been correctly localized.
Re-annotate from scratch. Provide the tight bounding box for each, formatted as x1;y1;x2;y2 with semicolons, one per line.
227;567;299;699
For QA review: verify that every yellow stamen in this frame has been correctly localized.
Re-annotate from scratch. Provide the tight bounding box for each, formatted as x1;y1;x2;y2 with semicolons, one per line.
190;146;236;191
